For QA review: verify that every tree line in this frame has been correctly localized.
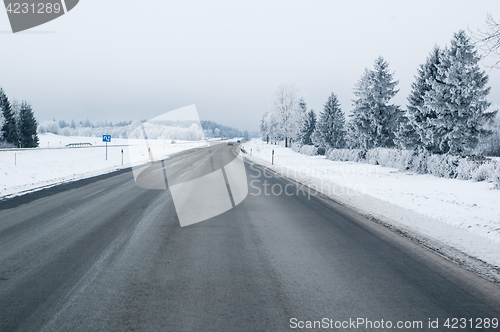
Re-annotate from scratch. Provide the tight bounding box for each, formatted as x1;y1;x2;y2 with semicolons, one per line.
0;88;39;148
260;30;499;156
200;120;248;139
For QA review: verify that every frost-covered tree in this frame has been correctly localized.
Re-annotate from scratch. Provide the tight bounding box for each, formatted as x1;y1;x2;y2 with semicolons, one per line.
345;122;357;149
0;88;19;146
270;84;301;147
395;46;443;151
349;57;401;149
260;112;269;142
18;101;39;148
316;93;345;148
476;110;500;156
260;111;279;143
204;128;213;138
296;97;309;143
83;118;94;128
298;98;307;114
299;109;316;145
424;30;496;154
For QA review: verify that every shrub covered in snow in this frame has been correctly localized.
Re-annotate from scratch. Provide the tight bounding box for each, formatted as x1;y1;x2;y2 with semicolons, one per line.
300;145;317;156
289;144;500;189
292;143;326;156
291;142;301;153
325;148;366;162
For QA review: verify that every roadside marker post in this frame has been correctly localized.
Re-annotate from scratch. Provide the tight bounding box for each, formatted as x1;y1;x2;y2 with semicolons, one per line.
272;149;274;165
102;135;111;160
121;149;124;165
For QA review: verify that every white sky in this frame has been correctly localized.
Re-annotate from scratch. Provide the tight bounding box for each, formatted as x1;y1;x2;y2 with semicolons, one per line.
1;0;499;132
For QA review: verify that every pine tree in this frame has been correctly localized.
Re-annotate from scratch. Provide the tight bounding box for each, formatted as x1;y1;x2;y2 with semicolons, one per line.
299;109;316;145
0;88;19;146
395;46;443;151
18;101;39;148
349;57;401;149
316;93;345;148
425;31;496;154
296;98;308;143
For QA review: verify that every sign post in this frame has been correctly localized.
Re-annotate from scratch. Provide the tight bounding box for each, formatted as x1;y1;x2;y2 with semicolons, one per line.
102;135;111;160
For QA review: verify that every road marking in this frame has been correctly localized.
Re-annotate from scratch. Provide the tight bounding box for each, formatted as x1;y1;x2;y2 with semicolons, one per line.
221;166;235;208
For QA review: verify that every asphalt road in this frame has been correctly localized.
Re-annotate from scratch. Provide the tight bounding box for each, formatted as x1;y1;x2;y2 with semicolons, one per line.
1;144;500;331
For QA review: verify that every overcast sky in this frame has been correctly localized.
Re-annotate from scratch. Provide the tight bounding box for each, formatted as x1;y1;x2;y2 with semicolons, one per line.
1;0;499;132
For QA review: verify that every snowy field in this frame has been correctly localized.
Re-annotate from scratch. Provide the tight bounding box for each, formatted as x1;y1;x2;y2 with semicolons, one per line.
243;139;500;275
0;133;203;198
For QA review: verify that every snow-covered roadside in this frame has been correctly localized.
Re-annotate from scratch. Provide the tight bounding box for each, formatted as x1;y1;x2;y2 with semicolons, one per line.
0;134;202;199
243;139;500;281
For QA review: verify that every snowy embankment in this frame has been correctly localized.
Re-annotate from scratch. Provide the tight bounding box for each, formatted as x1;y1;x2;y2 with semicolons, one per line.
243;139;500;281
0;133;201;198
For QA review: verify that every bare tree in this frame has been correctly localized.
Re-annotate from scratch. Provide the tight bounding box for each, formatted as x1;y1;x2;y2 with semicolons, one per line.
270;84;301;147
472;13;500;68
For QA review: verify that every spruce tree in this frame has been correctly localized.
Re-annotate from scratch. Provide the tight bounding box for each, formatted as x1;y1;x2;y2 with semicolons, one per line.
296;98;308;143
300;109;316;145
317;93;345;148
425;31;496;154
349;57;401;149
0;88;19;146
18;101;39;148
395;46;443;151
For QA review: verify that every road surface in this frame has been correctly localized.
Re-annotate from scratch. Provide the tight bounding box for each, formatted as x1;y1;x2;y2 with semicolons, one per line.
1;144;500;331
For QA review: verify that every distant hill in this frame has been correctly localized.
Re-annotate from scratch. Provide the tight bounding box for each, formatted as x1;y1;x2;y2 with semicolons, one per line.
200;120;243;139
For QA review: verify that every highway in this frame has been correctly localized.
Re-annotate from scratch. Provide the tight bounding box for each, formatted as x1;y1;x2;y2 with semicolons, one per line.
1;144;500;331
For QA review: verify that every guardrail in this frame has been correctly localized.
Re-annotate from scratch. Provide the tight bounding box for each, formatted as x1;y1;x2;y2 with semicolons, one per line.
66;143;92;147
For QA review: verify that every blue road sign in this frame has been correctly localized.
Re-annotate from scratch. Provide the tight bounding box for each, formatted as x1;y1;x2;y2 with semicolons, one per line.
102;135;111;142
